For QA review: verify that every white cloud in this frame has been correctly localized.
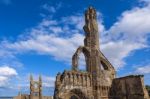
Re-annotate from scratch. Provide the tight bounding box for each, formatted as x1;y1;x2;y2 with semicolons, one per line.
101;3;150;69
105;5;150;43
61;13;104;33
0;15;86;65
0;76;8;88
42;76;55;87
42;4;56;13
62;15;84;31
101;41;145;69
0;66;17;87
0;13;104;67
135;65;150;74
1;33;84;64
49;26;63;34
0;66;17;76
39;19;58;27
42;3;62;14
1;3;150;72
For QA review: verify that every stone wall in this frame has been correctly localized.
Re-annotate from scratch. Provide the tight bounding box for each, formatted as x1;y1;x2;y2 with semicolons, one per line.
110;75;150;99
54;70;115;99
54;70;94;99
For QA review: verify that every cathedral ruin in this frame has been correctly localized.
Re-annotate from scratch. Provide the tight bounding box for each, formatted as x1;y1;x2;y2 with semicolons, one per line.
14;7;149;99
54;7;150;99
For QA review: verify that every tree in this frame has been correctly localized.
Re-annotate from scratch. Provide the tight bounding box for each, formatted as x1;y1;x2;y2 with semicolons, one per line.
146;85;150;96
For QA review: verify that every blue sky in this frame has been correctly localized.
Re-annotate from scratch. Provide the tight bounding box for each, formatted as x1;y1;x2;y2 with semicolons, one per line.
0;0;150;96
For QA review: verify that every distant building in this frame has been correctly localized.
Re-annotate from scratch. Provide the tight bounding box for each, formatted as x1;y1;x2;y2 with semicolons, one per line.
14;75;53;99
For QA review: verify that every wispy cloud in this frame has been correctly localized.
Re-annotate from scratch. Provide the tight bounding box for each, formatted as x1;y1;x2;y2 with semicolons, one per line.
42;4;56;13
135;65;150;74
102;2;150;69
42;3;62;14
0;14;85;65
101;41;145;69
0;66;17;87
1;4;150;70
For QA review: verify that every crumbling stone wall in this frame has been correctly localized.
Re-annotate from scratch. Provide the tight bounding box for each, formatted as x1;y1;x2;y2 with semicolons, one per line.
54;70;94;99
110;75;150;99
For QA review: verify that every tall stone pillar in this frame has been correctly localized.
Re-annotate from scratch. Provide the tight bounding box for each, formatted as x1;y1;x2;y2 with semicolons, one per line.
83;7;101;99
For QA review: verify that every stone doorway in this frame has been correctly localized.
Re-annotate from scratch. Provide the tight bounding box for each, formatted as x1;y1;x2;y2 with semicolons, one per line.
69;89;88;99
70;94;80;99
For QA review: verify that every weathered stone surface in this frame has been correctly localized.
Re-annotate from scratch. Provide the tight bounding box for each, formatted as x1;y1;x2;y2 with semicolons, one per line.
54;6;149;99
110;75;149;99
54;71;94;99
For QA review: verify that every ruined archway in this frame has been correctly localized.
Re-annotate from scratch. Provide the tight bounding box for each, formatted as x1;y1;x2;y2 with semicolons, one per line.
98;50;115;71
69;89;88;99
72;46;90;71
70;94;80;99
78;53;86;71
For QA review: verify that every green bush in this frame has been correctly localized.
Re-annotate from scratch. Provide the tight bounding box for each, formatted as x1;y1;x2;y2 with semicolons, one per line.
146;85;150;96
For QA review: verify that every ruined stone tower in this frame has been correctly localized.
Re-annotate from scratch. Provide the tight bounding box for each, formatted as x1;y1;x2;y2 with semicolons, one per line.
54;7;149;99
72;6;116;99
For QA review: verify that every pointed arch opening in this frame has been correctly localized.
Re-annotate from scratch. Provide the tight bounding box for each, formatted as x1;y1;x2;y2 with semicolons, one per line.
78;53;86;71
100;60;109;70
72;46;90;71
